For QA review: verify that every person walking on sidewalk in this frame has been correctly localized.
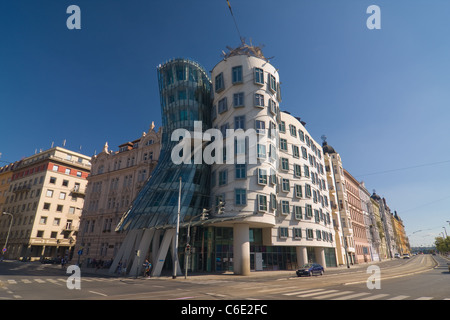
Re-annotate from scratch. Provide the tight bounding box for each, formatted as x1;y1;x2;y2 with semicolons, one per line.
143;259;152;278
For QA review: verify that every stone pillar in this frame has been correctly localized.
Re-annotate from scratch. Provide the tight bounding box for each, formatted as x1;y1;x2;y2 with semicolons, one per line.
296;246;308;267
315;247;326;269
233;224;250;276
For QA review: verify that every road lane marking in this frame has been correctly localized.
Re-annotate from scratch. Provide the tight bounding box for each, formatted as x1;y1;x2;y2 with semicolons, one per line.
332;292;371;300
359;294;390;300
415;297;433;300
283;288;325;296
388;295;409;300
257;286;298;293
89;291;108;297
313;291;354;299
7;280;17;284
34;279;45;283
21;279;32;284
297;290;338;297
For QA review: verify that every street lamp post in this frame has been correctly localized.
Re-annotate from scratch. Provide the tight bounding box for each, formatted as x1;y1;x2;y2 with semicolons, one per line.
1;212;13;261
173;177;181;279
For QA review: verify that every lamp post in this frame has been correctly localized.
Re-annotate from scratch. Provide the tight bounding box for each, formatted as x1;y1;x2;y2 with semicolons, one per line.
1;212;13;261
173;177;181;279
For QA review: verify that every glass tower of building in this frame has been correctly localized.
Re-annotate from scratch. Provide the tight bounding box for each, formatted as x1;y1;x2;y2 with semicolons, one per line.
116;58;212;232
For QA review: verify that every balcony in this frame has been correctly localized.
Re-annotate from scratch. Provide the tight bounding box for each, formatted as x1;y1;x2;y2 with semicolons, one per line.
71;186;85;196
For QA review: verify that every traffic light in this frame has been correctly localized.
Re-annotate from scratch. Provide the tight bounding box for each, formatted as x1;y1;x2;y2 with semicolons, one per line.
217;201;225;215
201;208;209;220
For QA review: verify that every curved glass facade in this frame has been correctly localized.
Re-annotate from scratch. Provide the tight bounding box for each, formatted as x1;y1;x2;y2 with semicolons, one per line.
116;58;212;231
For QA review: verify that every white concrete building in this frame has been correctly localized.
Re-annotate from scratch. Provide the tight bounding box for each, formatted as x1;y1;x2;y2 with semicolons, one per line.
209;44;337;274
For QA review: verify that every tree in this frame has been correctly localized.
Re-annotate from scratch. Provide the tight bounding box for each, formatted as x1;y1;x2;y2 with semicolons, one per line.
434;236;450;254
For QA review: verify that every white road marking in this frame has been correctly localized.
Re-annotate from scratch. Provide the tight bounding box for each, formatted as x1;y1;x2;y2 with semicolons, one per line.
332;292;371;300
283;288;325;296
297;289;338;298
388;295;409;300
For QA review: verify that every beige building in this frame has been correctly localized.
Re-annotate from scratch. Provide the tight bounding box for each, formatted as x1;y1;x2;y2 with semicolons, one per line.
322;140;356;266
0;147;91;261
344;169;371;263
75;123;161;267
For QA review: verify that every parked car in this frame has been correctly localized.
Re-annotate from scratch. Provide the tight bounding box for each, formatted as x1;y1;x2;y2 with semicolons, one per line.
402;254;410;259
394;253;401;258
296;263;324;277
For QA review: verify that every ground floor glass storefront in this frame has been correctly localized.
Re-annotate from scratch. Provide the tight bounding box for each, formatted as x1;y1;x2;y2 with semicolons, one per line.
177;226;335;273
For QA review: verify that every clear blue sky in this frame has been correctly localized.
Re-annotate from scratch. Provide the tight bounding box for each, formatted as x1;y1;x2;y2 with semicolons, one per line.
1;0;449;247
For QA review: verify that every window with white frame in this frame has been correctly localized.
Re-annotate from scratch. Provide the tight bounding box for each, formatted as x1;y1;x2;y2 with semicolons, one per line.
294;206;303;220
294;164;301;178
218;97;228;114
218;170;228;186
281;200;290;215
257;144;266;159
215;72;224;92
257;194;267;212
234;115;245;130
293;145;300;158
305;204;313;218
270;193;277;210
280;138;287;151
298;130;305;142
257;168;267;185
306;228;314;240
235;164;246;179
295;184;302;198
316;230;322;240
294;227;302;239
255;120;265;135
232;66;243;84
289;124;297;137
254;67;264;85
305;184;312;198
269;74;277;92
235;189;246;205
281;158;289;171
282;178;290;192
254;93;264;107
233;92;244;107
279;227;288;238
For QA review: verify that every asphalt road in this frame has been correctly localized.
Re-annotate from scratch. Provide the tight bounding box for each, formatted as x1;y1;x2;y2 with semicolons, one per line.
0;254;448;301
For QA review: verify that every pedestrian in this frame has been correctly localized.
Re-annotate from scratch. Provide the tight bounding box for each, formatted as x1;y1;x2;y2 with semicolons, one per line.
143;259;151;278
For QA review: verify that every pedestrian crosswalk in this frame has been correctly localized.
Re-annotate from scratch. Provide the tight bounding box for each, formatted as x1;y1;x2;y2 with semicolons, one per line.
0;277;117;287
281;288;448;300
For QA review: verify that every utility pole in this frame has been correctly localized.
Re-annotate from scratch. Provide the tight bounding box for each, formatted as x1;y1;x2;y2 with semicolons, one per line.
173;177;181;279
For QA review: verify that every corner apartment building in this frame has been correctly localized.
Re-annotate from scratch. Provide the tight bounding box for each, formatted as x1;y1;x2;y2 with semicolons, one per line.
74;123;161;266
208;45;337;274
322;141;356;266
0;147;91;261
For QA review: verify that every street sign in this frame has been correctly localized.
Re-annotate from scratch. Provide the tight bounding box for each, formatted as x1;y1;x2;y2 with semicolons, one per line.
77;249;83;255
2;248;6;253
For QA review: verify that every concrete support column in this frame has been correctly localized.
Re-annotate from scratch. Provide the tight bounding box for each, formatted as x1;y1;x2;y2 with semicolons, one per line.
296;246;308;267
233;224;250;276
315;247;326;269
